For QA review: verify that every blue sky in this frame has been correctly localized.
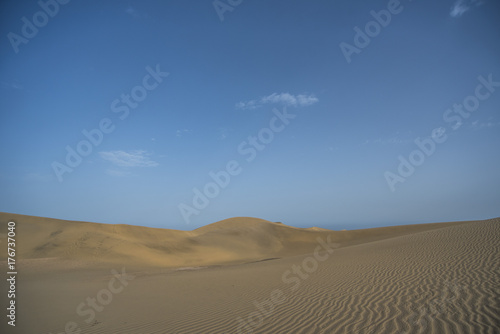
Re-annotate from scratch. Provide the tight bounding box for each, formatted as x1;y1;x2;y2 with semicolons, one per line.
0;0;499;230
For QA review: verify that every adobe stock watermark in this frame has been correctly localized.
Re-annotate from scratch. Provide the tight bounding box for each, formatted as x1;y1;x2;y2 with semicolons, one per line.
236;235;340;333
51;64;169;182
213;0;243;22
7;0;71;54
48;267;134;334
385;73;499;192
340;0;411;64
178;107;296;224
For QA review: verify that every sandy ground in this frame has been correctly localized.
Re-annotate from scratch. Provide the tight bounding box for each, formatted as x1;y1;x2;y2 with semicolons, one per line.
0;213;499;333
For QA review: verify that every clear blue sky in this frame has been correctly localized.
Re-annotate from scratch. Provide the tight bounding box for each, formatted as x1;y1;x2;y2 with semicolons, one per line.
1;0;499;230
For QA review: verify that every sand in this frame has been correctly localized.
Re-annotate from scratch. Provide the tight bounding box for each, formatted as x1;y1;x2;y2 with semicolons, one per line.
0;213;499;333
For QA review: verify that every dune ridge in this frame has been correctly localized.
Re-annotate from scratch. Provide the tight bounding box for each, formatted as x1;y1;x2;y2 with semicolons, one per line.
0;212;472;268
0;213;334;267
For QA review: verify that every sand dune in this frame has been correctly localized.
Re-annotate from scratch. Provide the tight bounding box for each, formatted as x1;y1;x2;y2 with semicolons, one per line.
0;212;468;268
1;213;499;333
0;213;341;267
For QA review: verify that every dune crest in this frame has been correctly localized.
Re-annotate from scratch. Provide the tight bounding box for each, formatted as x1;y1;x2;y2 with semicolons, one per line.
0;212;481;268
0;213;331;267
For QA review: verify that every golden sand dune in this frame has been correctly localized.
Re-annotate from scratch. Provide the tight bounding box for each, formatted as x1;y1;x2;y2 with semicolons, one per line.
0;213;499;334
0;212;467;268
0;213;338;267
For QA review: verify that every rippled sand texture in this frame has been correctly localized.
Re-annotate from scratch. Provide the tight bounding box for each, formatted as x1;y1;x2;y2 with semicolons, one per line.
1;215;498;333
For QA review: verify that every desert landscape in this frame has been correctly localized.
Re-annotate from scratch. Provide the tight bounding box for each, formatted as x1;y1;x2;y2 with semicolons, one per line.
2;1;499;333
1;212;499;333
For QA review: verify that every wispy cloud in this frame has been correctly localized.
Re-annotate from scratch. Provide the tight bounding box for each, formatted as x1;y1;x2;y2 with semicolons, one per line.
450;0;483;18
99;150;159;167
471;120;500;130
236;100;260;110
236;92;319;110
176;129;192;137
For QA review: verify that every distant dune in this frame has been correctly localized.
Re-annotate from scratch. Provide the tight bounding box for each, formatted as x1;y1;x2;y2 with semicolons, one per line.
0;212;470;268
0;213;335;267
1;213;499;334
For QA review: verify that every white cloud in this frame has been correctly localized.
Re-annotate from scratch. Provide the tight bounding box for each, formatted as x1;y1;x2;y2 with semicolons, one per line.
450;0;483;18
471;120;500;129
99;150;159;167
176;129;192;137
296;94;319;106
236;100;259;110
236;92;318;110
